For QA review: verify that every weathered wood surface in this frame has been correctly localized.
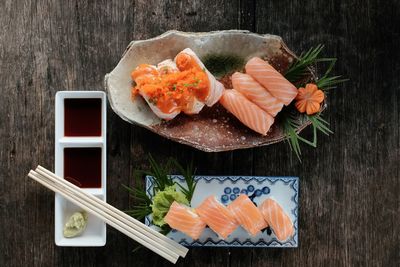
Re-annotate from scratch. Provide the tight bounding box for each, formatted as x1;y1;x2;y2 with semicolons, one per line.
0;0;399;266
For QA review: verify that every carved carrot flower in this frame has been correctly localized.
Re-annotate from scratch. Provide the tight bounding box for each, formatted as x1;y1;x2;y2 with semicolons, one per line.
295;83;325;115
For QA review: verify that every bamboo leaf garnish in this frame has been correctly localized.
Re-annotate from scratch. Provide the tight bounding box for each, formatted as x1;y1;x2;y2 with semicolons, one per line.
281;44;346;160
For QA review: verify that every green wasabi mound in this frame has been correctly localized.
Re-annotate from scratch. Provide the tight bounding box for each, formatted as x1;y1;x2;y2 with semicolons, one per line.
151;185;189;227
63;211;88;238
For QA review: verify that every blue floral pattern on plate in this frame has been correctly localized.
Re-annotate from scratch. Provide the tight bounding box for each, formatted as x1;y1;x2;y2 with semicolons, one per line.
145;176;299;248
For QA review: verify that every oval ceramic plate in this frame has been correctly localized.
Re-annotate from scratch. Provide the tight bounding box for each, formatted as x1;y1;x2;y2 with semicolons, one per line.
145;175;299;248
105;30;314;152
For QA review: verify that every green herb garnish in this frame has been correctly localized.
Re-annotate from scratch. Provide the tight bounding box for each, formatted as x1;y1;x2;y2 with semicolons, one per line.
123;155;197;234
280;45;346;160
172;159;197;202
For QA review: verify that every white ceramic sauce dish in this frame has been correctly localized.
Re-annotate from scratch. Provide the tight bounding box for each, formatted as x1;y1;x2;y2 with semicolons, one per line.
54;91;107;246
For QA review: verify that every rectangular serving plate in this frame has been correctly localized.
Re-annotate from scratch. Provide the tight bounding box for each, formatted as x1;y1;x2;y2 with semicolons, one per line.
145;175;299;248
54;91;107;247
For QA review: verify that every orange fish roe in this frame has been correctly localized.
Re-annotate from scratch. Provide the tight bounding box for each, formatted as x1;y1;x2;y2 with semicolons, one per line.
131;59;210;114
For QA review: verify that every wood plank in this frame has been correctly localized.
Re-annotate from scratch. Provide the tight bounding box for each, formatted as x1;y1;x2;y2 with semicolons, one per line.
252;0;399;266
0;0;399;266
128;0;241;266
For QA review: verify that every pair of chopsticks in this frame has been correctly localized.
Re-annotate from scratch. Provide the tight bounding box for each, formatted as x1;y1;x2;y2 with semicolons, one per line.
28;166;188;264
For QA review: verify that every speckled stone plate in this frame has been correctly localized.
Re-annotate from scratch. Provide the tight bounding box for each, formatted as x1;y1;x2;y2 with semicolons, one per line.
105;30;315;152
145;175;299;247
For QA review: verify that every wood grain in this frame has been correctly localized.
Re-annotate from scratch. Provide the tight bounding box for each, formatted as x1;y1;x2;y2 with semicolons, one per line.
0;0;399;266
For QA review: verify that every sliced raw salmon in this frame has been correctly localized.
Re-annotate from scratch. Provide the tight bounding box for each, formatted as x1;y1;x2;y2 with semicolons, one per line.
196;195;238;239
231;72;284;117
227;194;268;236
245;57;298;106
259;198;294;241
219;89;275;135
164;201;206;240
175;48;224;106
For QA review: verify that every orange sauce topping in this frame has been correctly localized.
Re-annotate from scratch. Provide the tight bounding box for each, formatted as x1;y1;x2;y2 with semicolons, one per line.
131;54;210;114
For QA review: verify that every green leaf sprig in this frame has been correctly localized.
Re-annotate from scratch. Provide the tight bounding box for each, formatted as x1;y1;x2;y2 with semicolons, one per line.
172;160;197;202
122;155;197;223
281;45;346;160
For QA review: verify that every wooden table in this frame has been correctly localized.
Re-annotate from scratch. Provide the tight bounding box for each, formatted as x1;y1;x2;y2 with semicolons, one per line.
1;1;399;266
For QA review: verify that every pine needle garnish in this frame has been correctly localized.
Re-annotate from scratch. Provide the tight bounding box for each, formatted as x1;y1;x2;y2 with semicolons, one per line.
281;44;346;160
172;159;197;202
285;44;324;83
281;110;332;161
123;155;197;238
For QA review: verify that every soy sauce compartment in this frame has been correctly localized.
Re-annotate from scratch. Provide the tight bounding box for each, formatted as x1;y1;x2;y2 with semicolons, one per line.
64;98;102;137
64;147;102;188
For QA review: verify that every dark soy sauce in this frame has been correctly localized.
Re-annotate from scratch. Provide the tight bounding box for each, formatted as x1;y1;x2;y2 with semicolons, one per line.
64;98;102;136
64;147;102;188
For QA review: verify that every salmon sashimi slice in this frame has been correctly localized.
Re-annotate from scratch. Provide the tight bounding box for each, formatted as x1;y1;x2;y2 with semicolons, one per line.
259;198;294;241
245;57;298;106
219;89;275;135
175;48;224;106
196;196;238;239
227;194;268;236
164;201;206;240
231;72;284;117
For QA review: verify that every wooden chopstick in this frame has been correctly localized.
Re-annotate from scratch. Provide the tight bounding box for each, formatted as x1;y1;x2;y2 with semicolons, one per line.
28;170;179;263
28;170;178;263
36;165;188;257
28;169;184;264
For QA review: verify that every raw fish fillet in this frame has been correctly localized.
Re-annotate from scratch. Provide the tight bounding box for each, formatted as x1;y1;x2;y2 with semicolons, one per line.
245;57;298;106
175;48;224;106
196;195;238;239
219;89;274;135
259;198;294;241
164;201;206;240
231;72;284;117
227;194;267;236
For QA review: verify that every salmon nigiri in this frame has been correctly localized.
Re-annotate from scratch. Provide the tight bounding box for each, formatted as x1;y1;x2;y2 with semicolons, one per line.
175;48;224;106
231;72;284;117
196;196;238;239
219;89;274;135
245;57;298;106
227;194;267;236
259;198;294;241
164;201;206;240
